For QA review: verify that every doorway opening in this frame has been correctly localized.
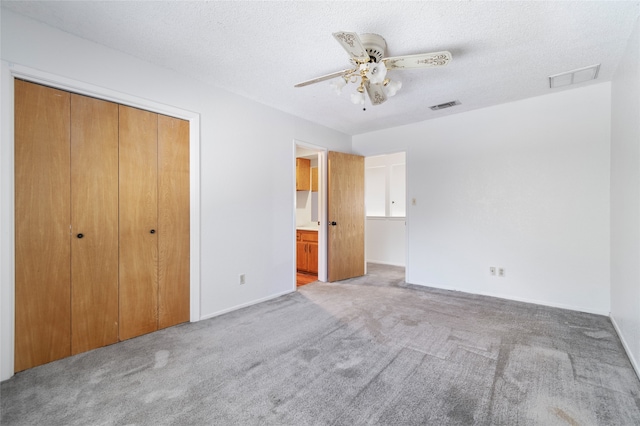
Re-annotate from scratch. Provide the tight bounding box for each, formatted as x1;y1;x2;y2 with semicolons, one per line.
364;152;407;279
295;144;325;286
294;145;370;286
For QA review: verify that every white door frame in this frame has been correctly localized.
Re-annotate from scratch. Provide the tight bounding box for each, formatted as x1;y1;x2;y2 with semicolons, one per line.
293;141;328;285
363;150;409;280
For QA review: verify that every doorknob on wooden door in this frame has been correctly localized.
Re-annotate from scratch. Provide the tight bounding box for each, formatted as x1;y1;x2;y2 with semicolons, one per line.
330;222;337;226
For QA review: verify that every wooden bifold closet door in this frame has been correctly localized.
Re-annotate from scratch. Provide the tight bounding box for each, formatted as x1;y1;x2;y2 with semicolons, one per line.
118;105;159;340
118;106;190;341
14;80;189;372
157;114;190;329
70;93;120;355
15;80;72;372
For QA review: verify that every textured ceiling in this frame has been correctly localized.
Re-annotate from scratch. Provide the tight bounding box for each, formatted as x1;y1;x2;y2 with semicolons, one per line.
3;1;639;135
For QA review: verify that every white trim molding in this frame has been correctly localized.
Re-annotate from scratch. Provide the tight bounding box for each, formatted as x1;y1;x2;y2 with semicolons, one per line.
610;315;640;381
200;290;296;321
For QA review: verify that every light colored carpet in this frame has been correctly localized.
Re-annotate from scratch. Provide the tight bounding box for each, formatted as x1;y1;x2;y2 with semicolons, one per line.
2;263;640;425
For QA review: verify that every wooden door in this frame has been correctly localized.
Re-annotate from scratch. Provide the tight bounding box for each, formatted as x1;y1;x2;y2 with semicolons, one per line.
327;151;365;282
14;80;71;371
70;94;119;354
119;105;159;340
157;114;190;329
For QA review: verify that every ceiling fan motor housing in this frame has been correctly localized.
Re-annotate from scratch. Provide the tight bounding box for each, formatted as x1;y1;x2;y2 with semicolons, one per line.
360;33;387;63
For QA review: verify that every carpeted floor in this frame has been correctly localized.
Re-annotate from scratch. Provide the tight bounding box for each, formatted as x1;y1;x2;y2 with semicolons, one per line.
2;263;640;425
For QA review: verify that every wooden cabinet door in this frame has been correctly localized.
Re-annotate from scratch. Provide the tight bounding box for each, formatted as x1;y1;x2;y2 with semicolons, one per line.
296;231;318;273
157;114;190;329
119;105;159;340
311;167;318;192
70;94;119;354
296;239;308;271
14;80;71;372
327;151;365;282
308;242;319;274
296;158;311;191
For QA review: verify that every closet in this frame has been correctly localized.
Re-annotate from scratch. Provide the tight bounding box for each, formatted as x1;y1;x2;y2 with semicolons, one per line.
14;80;190;372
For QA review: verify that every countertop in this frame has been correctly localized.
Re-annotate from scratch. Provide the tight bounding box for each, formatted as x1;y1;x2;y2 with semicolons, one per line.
297;223;319;232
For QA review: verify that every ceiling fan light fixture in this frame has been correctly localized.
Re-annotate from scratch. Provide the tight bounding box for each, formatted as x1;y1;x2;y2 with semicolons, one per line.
351;92;365;105
359;33;387;63
329;78;346;95
384;79;402;97
295;31;452;108
366;62;387;85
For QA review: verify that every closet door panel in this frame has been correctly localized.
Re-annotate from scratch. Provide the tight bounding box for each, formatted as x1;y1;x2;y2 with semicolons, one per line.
14;80;71;372
158;115;190;329
119;105;159;340
70;94;119;354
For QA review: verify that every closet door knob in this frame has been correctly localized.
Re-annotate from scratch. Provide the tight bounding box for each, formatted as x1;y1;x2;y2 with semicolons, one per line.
77;233;84;239
150;229;156;234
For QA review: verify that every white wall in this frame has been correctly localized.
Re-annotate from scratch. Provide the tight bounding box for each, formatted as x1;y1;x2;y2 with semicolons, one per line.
610;18;640;377
354;84;612;315
0;10;351;381
296;191;312;226
366;218;406;266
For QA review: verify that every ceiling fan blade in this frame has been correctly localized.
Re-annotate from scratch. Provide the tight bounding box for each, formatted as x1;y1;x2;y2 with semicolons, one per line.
332;31;370;62
365;81;387;106
383;51;452;70
294;69;351;87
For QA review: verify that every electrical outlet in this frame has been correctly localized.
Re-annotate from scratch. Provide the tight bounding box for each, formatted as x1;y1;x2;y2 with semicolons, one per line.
239;274;246;285
489;267;496;276
498;268;505;277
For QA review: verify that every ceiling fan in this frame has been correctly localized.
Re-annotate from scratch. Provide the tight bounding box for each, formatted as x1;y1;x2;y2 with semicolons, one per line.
295;31;452;106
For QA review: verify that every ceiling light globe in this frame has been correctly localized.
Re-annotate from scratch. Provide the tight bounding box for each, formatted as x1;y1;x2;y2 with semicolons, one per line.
350;92;365;105
367;62;387;85
385;79;402;97
329;78;346;95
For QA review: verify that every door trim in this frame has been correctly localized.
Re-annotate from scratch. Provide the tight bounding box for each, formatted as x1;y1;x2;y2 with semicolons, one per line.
1;64;201;380
294;141;328;284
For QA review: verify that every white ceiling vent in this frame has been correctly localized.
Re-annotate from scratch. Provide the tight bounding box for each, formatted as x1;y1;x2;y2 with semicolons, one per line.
549;64;600;88
430;100;460;111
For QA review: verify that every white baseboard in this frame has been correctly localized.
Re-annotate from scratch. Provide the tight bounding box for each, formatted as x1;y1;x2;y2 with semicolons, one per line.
478;291;610;316
200;289;295;321
408;281;609;316
366;260;406;267
610;315;640;381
